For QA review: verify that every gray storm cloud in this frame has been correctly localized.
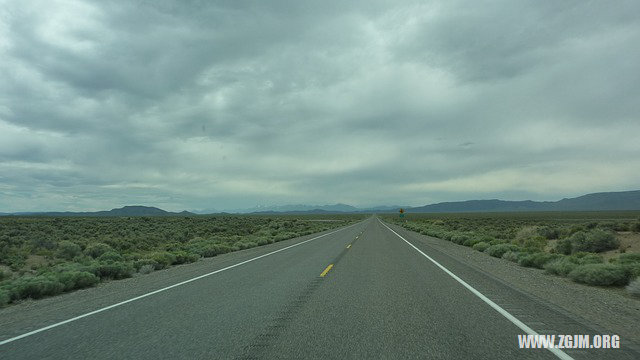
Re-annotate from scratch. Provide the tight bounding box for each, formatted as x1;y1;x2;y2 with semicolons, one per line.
1;0;639;212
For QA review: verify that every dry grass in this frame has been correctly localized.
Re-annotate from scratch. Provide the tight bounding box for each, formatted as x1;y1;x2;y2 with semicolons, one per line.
25;255;49;270
601;232;640;261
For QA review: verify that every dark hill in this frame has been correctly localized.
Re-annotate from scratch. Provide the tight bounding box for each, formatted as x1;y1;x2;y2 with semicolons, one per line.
4;206;194;217
407;190;640;213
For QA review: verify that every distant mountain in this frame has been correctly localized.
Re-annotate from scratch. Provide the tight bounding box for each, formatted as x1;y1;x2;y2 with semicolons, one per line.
407;190;640;213
191;208;219;215
233;203;361;214
1;206;194;217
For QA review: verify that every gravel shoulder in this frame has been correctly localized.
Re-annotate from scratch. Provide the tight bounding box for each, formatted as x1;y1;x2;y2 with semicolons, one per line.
389;222;640;345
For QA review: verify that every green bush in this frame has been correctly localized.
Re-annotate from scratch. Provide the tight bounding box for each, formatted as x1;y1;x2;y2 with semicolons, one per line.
571;230;619;253
451;235;469;245
472;242;490;252
138;264;155;274
97;251;124;262
94;262;134;279
571;252;604;264
56;271;99;291
502;251;520;262
569;264;630;286
172;251;199;265
631;222;640;233
0;288;9;306
235;242;258;250
479;236;496;244
149;252;177;269
622;263;640;279
463;237;482;247
84;243;114;258
133;258;159;271
538;226;559;240
8;275;65;300
518;252;561;269
0;268;11;281
545;258;578;276
486;244;520;258
521;236;547;253
56;241;82;260
617;253;640;264
555;238;573;255
515;226;540;244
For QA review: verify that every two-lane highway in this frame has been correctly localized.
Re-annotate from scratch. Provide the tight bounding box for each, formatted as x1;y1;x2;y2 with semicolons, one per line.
1;217;637;359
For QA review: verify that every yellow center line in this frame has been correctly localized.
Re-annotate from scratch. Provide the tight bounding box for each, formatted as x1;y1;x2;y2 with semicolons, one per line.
346;244;351;249
320;264;334;277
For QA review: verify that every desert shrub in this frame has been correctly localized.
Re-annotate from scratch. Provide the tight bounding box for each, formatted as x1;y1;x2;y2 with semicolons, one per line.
138;264;155;275
172;251;199;265
56;271;99;291
555;238;573;255
133;258;159;271
451;235;469;245
569;264;629;286
518;252;561;269
599;221;628;232
631;222;640;233
538;226;559;240
97;251;124;262
515;226;539;244
149;252;177;269
235;242;257;250
190;243;232;258
627;278;640;297
521;236;547;253
486;244;520;258
463;237;482;247
489;238;508;246
0;288;9;306
571;230;619;253
585;222;599;229
84;243;114;258
622;263;640;279
478;235;496;244
56;241;82;260
2;251;27;271
616;253;640;264
472;242;490;252
571;252;604;264
502;251;520;262
0;268;11;281
94;262;134;279
545;258;578;276
8;275;65;300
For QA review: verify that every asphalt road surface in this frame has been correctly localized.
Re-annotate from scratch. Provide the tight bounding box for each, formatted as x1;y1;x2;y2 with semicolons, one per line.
1;217;637;359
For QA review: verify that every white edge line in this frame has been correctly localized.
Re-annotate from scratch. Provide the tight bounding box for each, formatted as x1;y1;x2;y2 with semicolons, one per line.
378;219;573;360
0;222;361;346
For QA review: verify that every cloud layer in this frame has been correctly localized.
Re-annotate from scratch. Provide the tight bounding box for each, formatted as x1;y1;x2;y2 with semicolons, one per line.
1;0;639;211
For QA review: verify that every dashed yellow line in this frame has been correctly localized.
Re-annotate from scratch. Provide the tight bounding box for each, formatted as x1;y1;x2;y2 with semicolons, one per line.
320;264;334;277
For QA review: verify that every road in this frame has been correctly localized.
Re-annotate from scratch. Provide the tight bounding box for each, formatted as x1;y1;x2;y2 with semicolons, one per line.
0;216;637;359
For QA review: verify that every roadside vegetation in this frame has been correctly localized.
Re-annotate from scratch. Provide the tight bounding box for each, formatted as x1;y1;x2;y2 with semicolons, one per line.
0;215;361;306
383;211;640;296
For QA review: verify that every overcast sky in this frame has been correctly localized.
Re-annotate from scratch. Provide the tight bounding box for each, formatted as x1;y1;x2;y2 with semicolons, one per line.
1;0;639;212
